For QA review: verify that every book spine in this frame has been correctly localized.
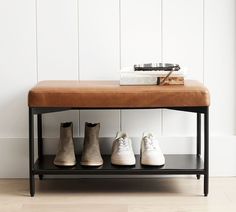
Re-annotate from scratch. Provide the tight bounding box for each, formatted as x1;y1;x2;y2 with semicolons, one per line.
157;77;184;85
121;71;184;77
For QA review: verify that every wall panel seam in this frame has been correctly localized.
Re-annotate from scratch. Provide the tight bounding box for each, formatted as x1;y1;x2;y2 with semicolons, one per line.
203;0;205;84
77;0;80;81
35;0;39;83
119;0;122;132
77;0;80;136
161;0;164;136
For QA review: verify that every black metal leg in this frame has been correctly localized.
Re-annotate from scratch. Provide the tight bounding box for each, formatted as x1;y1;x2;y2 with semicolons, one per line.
204;107;209;196
37;114;43;180
29;108;35;197
197;113;201;180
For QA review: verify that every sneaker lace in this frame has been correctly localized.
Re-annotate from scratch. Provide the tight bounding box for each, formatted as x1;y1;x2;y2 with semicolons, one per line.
117;138;129;152
143;136;156;150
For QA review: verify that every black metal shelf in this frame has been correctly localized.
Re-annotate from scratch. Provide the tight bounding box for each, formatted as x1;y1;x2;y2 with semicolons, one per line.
34;154;204;175
29;106;209;196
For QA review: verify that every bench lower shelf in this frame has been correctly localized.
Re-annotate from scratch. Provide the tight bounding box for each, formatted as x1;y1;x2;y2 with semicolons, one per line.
34;154;204;175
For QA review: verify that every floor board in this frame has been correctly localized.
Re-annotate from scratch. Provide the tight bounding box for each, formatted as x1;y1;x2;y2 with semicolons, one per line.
0;177;236;212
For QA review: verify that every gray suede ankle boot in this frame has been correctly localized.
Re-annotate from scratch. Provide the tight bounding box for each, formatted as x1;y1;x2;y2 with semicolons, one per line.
80;122;103;166
54;122;76;166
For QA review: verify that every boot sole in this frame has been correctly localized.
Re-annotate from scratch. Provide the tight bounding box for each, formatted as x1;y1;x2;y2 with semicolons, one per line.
80;161;103;166
54;161;77;166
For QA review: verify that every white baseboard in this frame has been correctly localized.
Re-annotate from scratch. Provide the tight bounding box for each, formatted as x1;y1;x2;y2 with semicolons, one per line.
0;136;236;178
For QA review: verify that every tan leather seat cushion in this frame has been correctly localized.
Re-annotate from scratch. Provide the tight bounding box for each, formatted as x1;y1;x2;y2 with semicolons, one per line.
28;80;210;108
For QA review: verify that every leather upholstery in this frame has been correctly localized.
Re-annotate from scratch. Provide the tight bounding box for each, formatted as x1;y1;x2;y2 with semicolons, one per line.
28;80;210;108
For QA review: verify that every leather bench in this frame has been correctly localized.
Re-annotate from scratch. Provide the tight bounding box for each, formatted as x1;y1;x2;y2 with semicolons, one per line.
28;80;210;108
28;80;210;197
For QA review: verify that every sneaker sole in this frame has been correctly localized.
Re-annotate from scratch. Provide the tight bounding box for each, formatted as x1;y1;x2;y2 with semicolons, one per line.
111;159;136;166
141;161;165;166
140;158;165;166
140;153;165;166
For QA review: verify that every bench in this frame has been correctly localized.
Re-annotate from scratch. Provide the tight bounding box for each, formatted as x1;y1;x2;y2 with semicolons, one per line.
28;80;210;196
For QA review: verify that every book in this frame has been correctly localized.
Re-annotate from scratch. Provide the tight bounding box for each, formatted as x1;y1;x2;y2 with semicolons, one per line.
120;74;158;85
121;66;185;77
157;76;184;85
134;63;180;72
120;66;185;86
120;72;184;86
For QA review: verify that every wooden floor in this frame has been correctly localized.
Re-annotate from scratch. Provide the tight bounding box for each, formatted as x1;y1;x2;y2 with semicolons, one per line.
0;177;236;212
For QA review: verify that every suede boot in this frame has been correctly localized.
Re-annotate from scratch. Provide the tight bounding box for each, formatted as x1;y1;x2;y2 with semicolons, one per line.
54;122;76;166
80;122;103;166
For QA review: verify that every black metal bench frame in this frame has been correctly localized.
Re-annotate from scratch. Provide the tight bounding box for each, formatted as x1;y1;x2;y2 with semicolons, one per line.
29;106;209;197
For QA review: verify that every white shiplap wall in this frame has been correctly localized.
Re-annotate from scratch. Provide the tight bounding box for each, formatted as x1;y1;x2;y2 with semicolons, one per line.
162;0;203;136
37;0;80;138
0;0;37;138
0;0;236;177
121;0;162;136
78;0;120;137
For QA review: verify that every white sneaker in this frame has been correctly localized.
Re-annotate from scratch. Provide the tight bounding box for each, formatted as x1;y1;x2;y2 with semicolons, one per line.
141;132;165;166
111;132;136;166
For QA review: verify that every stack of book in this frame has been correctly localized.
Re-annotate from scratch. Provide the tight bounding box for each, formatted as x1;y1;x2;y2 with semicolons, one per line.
120;63;185;86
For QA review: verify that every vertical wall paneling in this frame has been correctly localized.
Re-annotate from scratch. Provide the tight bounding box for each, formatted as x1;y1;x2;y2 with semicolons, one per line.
121;0;162;67
79;0;120;81
120;0;162;137
79;0;120;137
37;0;78;80
0;0;36;137
37;0;79;137
79;110;120;137
0;0;236;178
205;0;236;135
162;0;204;136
